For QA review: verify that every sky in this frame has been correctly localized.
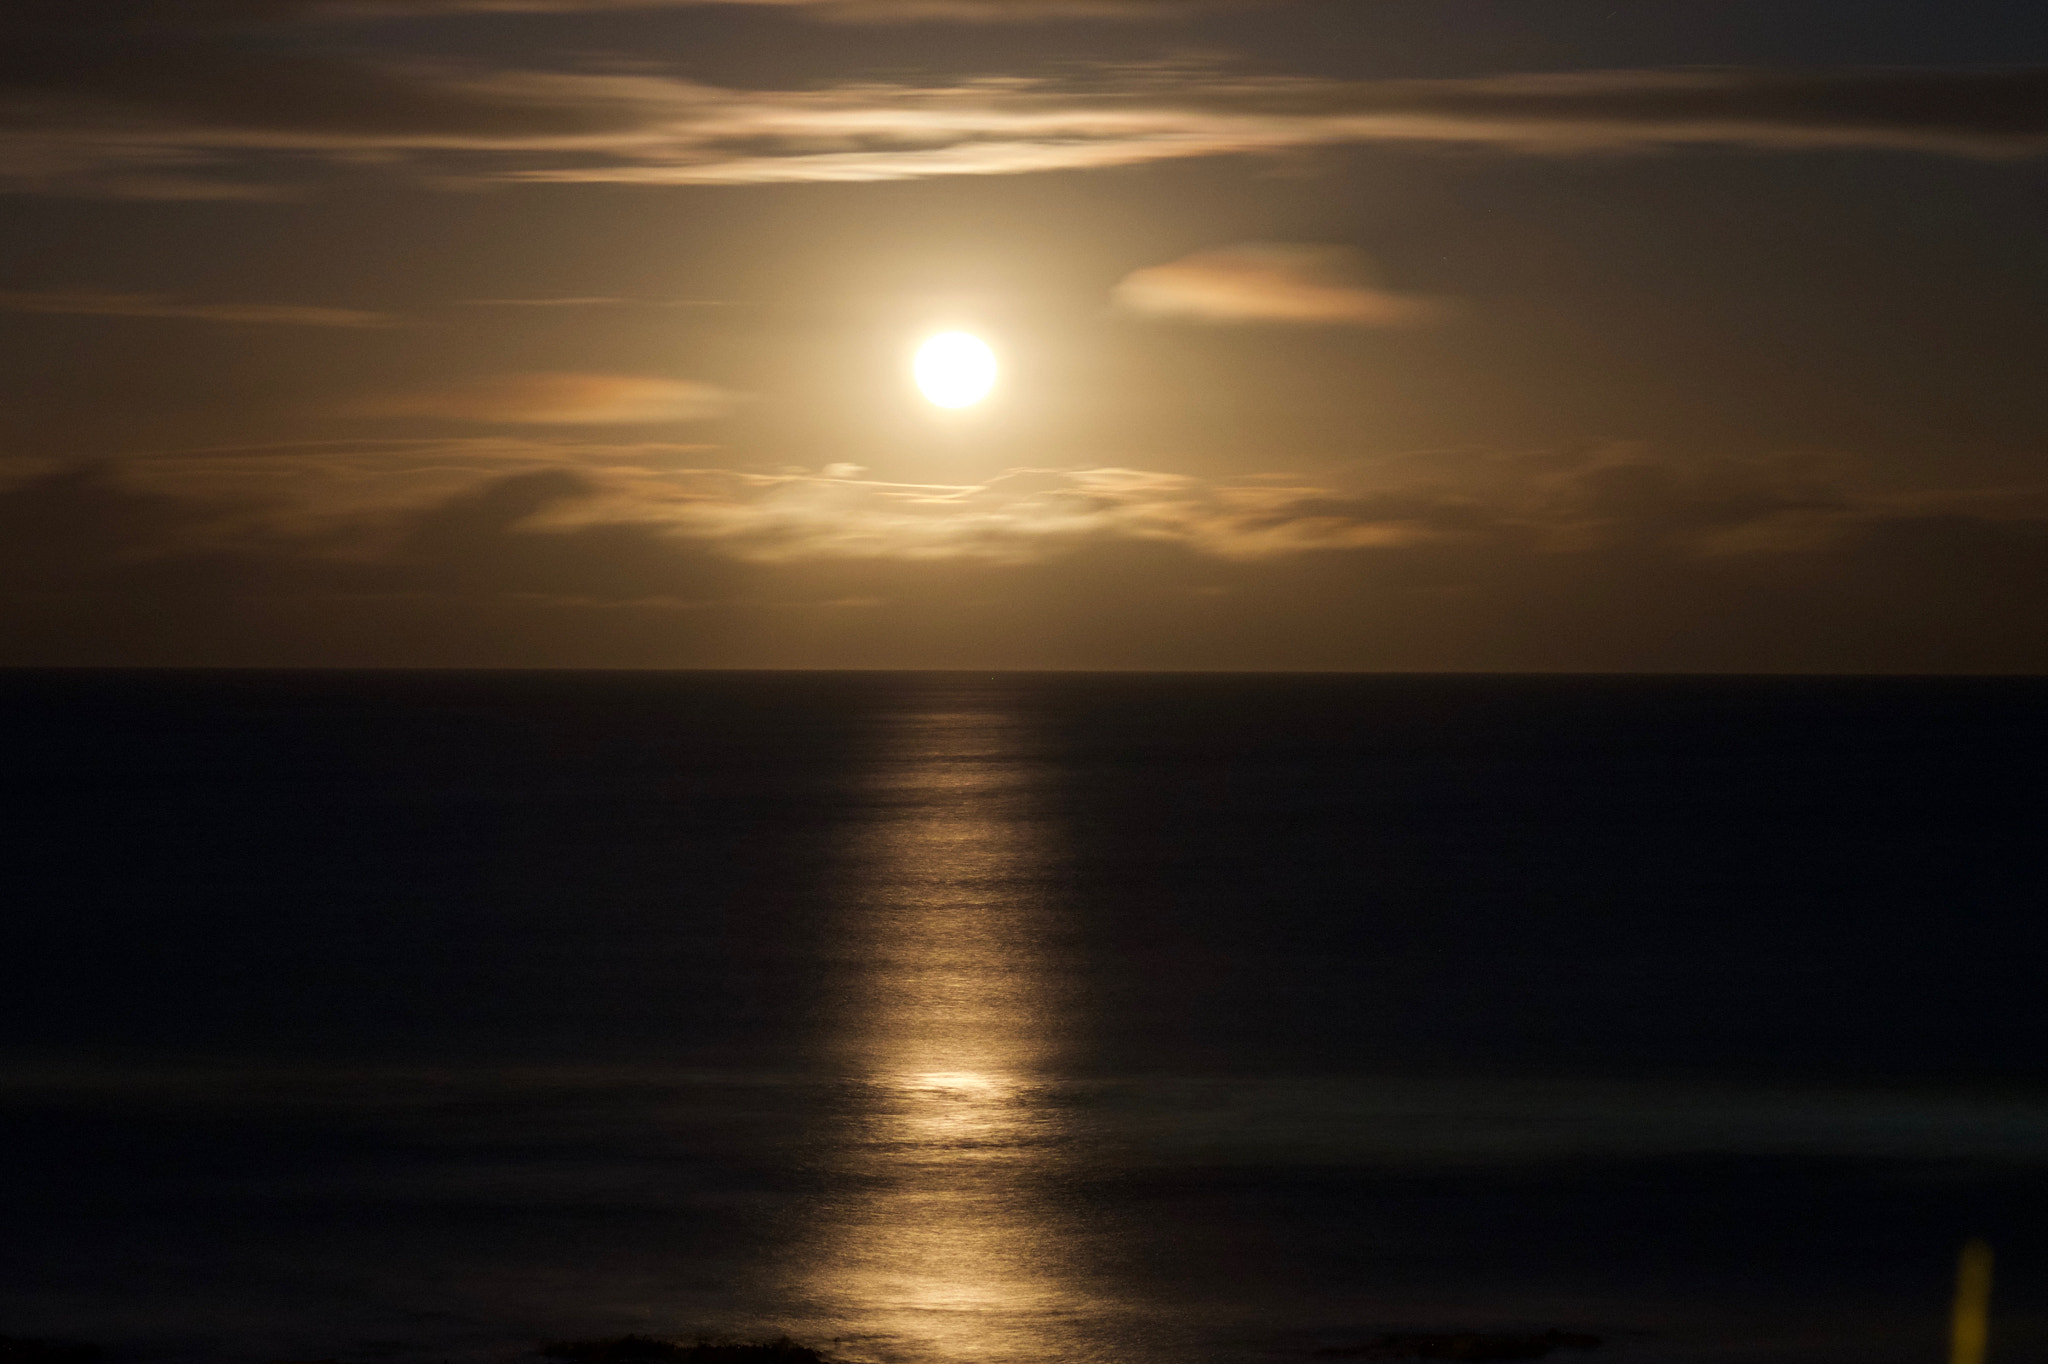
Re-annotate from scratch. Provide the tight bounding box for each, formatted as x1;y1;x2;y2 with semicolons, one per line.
2;0;2045;670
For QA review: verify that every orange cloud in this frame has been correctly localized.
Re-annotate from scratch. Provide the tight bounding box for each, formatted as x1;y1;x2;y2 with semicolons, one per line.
349;373;742;424
1112;244;1448;326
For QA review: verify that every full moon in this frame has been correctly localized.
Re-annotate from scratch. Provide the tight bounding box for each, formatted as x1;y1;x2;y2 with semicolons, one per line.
914;332;997;408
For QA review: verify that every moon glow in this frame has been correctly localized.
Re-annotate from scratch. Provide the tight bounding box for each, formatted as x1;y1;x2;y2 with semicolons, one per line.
914;332;998;408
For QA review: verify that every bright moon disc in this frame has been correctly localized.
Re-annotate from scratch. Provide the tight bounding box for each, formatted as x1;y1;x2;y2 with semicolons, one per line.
914;332;997;408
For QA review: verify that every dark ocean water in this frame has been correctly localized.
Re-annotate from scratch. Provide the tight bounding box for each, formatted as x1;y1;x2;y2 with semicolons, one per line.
3;671;2046;1364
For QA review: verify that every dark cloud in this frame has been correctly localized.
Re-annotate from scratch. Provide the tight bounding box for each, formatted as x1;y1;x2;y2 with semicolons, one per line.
1322;64;2048;144
0;461;204;587
390;467;743;599
0;460;742;664
6;445;2046;670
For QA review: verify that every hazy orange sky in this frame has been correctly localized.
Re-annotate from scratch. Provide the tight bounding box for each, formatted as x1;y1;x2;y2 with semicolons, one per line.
3;0;2045;669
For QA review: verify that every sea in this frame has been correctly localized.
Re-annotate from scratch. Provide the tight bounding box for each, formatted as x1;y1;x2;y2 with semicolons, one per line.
3;671;2045;1364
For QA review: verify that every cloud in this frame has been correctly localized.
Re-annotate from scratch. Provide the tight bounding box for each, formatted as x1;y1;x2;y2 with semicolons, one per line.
1113;244;1448;326
459;296;647;307
755;0;1233;17
21;0;1236;24
86;434;2048;570
626;447;1887;565
377;0;1234;16
2;54;2046;196
345;373;743;424
9;441;2048;669
0;289;398;327
456;295;743;308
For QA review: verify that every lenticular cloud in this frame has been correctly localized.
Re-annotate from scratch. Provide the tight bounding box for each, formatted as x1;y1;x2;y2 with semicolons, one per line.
1113;244;1448;326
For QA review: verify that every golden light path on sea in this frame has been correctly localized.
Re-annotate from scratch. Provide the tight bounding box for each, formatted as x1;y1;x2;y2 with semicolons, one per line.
793;688;1105;1364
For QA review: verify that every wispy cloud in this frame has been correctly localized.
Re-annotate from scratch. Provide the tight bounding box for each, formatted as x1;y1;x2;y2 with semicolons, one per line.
378;0;1239;17
1113;243;1448;326
55;0;1240;23
456;296;744;308
0;290;398;327
13;440;2048;669
458;297;641;308
344;373;744;424
623;447;1885;564
96;436;2048;568
36;0;1228;22
3;57;2045;197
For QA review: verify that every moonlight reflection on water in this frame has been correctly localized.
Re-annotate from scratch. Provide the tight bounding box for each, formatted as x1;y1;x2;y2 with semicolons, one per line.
793;698;1106;1364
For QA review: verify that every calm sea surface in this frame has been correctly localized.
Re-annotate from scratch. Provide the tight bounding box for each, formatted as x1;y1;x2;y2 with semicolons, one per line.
3;671;2046;1364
